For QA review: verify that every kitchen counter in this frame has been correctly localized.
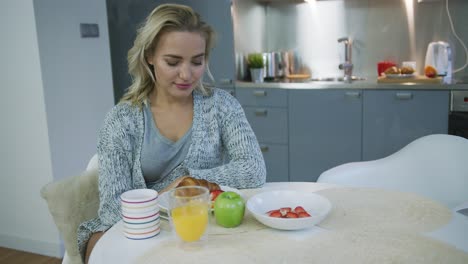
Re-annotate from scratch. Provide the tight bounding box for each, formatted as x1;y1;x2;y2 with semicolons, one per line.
234;79;456;183
235;80;468;90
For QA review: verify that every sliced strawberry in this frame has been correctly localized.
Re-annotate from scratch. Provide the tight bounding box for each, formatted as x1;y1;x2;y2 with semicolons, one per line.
209;190;224;202
285;212;298;218
293;206;306;214
279;207;292;216
298;212;311;218
268;210;282;218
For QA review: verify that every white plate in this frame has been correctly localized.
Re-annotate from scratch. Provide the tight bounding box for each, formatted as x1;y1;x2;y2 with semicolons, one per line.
158;185;241;213
246;190;332;230
385;73;415;79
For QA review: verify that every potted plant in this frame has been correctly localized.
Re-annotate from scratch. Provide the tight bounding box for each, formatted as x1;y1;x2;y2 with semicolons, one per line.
248;53;265;83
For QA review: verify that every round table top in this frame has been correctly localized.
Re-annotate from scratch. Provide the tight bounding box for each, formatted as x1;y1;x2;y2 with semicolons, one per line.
89;182;468;264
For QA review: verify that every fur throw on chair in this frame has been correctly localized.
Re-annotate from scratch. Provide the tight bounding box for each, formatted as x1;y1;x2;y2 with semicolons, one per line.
41;168;99;264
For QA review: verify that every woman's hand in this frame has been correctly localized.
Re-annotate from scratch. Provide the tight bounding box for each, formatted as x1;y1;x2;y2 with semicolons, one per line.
159;175;190;193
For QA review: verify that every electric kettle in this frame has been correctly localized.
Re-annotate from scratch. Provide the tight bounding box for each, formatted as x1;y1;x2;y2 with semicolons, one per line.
424;41;452;83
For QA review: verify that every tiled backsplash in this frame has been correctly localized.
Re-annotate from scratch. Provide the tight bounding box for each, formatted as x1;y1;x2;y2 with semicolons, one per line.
233;0;468;79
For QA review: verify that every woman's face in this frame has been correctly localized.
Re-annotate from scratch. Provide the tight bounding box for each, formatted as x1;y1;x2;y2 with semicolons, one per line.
147;31;206;100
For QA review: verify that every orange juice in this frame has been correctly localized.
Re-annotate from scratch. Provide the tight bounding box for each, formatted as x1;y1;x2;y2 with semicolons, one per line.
171;202;208;242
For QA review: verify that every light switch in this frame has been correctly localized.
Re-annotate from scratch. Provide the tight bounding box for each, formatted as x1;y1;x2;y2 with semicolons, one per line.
80;23;99;38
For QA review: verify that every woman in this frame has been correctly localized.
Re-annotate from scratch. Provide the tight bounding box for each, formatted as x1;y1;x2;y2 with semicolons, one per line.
78;3;266;263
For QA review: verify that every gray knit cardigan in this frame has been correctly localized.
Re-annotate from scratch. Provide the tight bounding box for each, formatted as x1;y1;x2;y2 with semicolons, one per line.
77;88;266;260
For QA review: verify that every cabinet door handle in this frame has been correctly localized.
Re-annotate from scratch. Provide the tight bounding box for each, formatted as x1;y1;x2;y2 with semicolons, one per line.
260;145;269;152
253;90;267;97
395;92;413;100
345;91;361;98
255;109;268;116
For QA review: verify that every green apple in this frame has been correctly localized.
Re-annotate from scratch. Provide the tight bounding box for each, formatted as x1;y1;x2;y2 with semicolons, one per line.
214;191;245;228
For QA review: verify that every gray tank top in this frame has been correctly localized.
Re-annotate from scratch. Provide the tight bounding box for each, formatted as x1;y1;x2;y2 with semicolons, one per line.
141;103;192;184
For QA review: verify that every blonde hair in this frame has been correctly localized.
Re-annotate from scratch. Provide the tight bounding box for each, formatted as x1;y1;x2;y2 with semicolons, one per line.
121;4;216;105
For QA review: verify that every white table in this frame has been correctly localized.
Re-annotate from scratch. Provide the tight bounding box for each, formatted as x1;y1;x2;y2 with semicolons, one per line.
89;182;468;264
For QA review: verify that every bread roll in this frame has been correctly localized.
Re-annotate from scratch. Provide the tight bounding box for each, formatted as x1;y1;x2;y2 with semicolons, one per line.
176;176;220;192
384;66;400;75
400;66;414;74
197;179;210;189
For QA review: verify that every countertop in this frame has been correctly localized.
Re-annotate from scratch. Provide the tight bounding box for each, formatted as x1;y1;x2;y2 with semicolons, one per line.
235;80;468;90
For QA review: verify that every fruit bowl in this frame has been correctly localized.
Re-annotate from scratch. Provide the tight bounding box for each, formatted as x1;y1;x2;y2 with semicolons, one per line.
246;190;332;230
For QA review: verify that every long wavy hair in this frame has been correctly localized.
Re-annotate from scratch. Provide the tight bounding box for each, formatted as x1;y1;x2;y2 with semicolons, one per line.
120;4;216;106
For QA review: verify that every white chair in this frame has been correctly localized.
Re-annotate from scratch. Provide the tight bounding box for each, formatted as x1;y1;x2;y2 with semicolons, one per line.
59;154;98;264
85;153;99;171
317;134;468;210
40;154;99;264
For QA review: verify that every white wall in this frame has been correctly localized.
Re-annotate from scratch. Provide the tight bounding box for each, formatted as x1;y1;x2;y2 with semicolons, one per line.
34;0;114;182
0;0;114;257
0;0;60;257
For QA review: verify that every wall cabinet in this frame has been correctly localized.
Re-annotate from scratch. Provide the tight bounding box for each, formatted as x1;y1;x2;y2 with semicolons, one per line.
362;90;450;161
236;88;289;182
288;89;363;182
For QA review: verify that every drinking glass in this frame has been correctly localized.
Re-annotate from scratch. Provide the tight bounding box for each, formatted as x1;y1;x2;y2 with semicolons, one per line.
168;186;210;242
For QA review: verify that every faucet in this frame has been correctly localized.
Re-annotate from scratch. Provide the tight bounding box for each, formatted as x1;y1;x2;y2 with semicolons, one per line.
338;37;353;83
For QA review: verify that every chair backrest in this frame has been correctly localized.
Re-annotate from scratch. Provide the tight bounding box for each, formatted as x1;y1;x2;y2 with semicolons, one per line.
41;153;99;264
86;153;98;171
317;134;468;209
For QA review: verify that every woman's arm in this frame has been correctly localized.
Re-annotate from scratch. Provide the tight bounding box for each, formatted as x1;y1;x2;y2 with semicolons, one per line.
96;108;134;228
188;94;266;189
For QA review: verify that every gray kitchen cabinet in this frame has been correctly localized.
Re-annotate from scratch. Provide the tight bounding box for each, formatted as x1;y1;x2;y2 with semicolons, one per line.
236;88;289;182
236;88;288;107
243;107;288;144
289;89;363;182
362;90;449;161
258;144;289;183
183;0;236;87
107;0;235;102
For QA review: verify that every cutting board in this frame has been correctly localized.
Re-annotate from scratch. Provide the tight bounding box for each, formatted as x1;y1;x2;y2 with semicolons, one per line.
377;75;443;84
287;74;311;80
